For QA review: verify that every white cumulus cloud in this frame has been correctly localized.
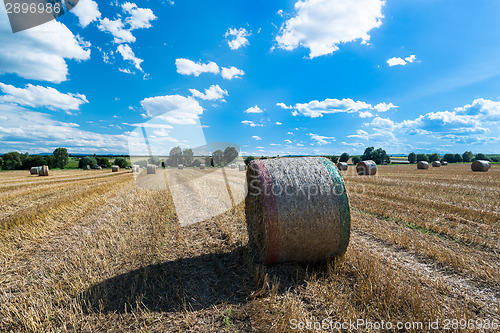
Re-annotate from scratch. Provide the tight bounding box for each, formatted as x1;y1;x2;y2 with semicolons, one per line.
225;27;251;50
252;136;262;140
308;133;335;145
221;66;245;80
175;59;220;76
244;105;264;113
117;44;143;71
189;85;228;101
71;0;101;27
387;54;417;67
241;120;263;127
140;95;203;124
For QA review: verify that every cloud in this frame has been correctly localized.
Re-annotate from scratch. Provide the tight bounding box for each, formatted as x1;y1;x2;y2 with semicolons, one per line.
117;44;143;71
241;120;264;127
454;98;500;121
71;0;101;27
282;98;398;118
284;139;292;144
387;54;417;67
0;7;90;83
308;133;335;145
175;59;220;76
0;83;88;112
275;122;282;125
275;0;384;58
225;27;251;50
221;66;245;79
359;111;373;118
276;102;292;109
140;95;203;124
252;136;262;140
189;85;228;101
98;3;156;44
244;105;264;113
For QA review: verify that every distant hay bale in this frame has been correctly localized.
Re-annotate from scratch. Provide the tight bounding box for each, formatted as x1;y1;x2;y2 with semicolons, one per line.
200;164;206;170
471;160;491;172
39;165;49;177
147;164;157;174
96;166;102;170
132;165;140;173
337;162;348;171
84;165;90;170
112;165;119;172
178;164;184;170
417;161;429;169
442;161;448;166
245;157;350;264
356;160;377;176
239;164;246;171
30;167;39;175
432;161;441;167
230;164;236;169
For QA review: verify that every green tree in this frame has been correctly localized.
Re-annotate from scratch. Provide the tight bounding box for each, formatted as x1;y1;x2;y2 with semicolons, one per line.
361;147;374;161
416;154;428;162
328;155;339;163
443;153;455;163
96;157;111;168
244;156;255;166
53;148;69;169
363;147;390;164
408;152;417;164
428;153;440;162
339;152;350;163
148;156;161;166
223;146;239;164
205;156;212;167
79;156;97;169
474;153;489;161
462;151;474;162
0;157;3;170
191;159;202;167
182;148;194;166
453;154;462;163
114;157;128;168
27;155;47;168
351;156;361;165
2;152;23;170
213;150;223;166
168;146;182;166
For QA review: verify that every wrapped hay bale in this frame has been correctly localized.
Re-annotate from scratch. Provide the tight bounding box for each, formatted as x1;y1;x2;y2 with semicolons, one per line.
471;160;491;172
230;164;236;169
245;157;350;264
337;162;348;171
84;165;90;170
39;165;49;177
147;164;157;174
417;161;429;169
178;164;184;170
132;165;140;173
112;165;119;172
432;161;441;167
30;167;39;175
442;161;448;166
356;160;377;176
200;164;206;170
239;164;246;171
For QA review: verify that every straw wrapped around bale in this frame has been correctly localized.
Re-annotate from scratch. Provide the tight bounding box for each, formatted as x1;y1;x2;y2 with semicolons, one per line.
245;157;350;264
239;164;246;171
417;161;429;169
337;162;348;171
112;165;119;172
39;165;49;177
356;160;377;176
471;160;491;172
132;165;140;173
30;167;39;175
442;161;448;166
147;164;157;174
432;161;441;167
178;164;184;170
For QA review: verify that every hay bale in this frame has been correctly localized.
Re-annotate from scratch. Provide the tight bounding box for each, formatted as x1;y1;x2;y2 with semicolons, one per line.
441;161;448;166
39;165;49;177
200;164;206;170
337;162;348;171
432;161;441;167
239;164;246;171
417;161;429;169
356;160;377;176
178;164;184;170
132;165;140;173
230;164;236;169
30;167;39;175
84;165;90;170
147;164;157;174
245;157;350;264
471;160;491;172
112;165;119;172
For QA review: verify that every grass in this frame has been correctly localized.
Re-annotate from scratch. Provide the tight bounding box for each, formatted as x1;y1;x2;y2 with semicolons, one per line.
0;165;498;332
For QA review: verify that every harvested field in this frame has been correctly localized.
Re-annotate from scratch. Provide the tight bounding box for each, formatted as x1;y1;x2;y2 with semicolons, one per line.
0;164;499;332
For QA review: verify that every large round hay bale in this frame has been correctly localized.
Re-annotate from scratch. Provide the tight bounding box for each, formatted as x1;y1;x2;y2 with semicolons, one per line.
112;165;119;172
337;162;348;171
132;165;140;173
245;157;350;264
356;160;377;176
30;167;39;175
230;164;236;169
147;164;157;174
471;160;491;172
441;161;448;166
84;165;90;170
417;161;429;169
200;164;206;170
239;164;246;171
178;164;184;170
432;161;441;167
39;165;49;177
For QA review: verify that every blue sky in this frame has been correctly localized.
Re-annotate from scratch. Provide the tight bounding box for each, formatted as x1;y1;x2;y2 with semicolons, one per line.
1;0;500;156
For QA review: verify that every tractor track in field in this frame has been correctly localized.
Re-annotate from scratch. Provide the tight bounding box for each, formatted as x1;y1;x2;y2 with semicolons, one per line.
351;229;500;318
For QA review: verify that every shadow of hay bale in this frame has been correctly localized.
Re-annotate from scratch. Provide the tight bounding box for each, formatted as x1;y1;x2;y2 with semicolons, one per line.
79;247;328;314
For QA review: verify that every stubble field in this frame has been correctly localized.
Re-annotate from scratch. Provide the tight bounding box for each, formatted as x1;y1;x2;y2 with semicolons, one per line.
0;164;498;332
